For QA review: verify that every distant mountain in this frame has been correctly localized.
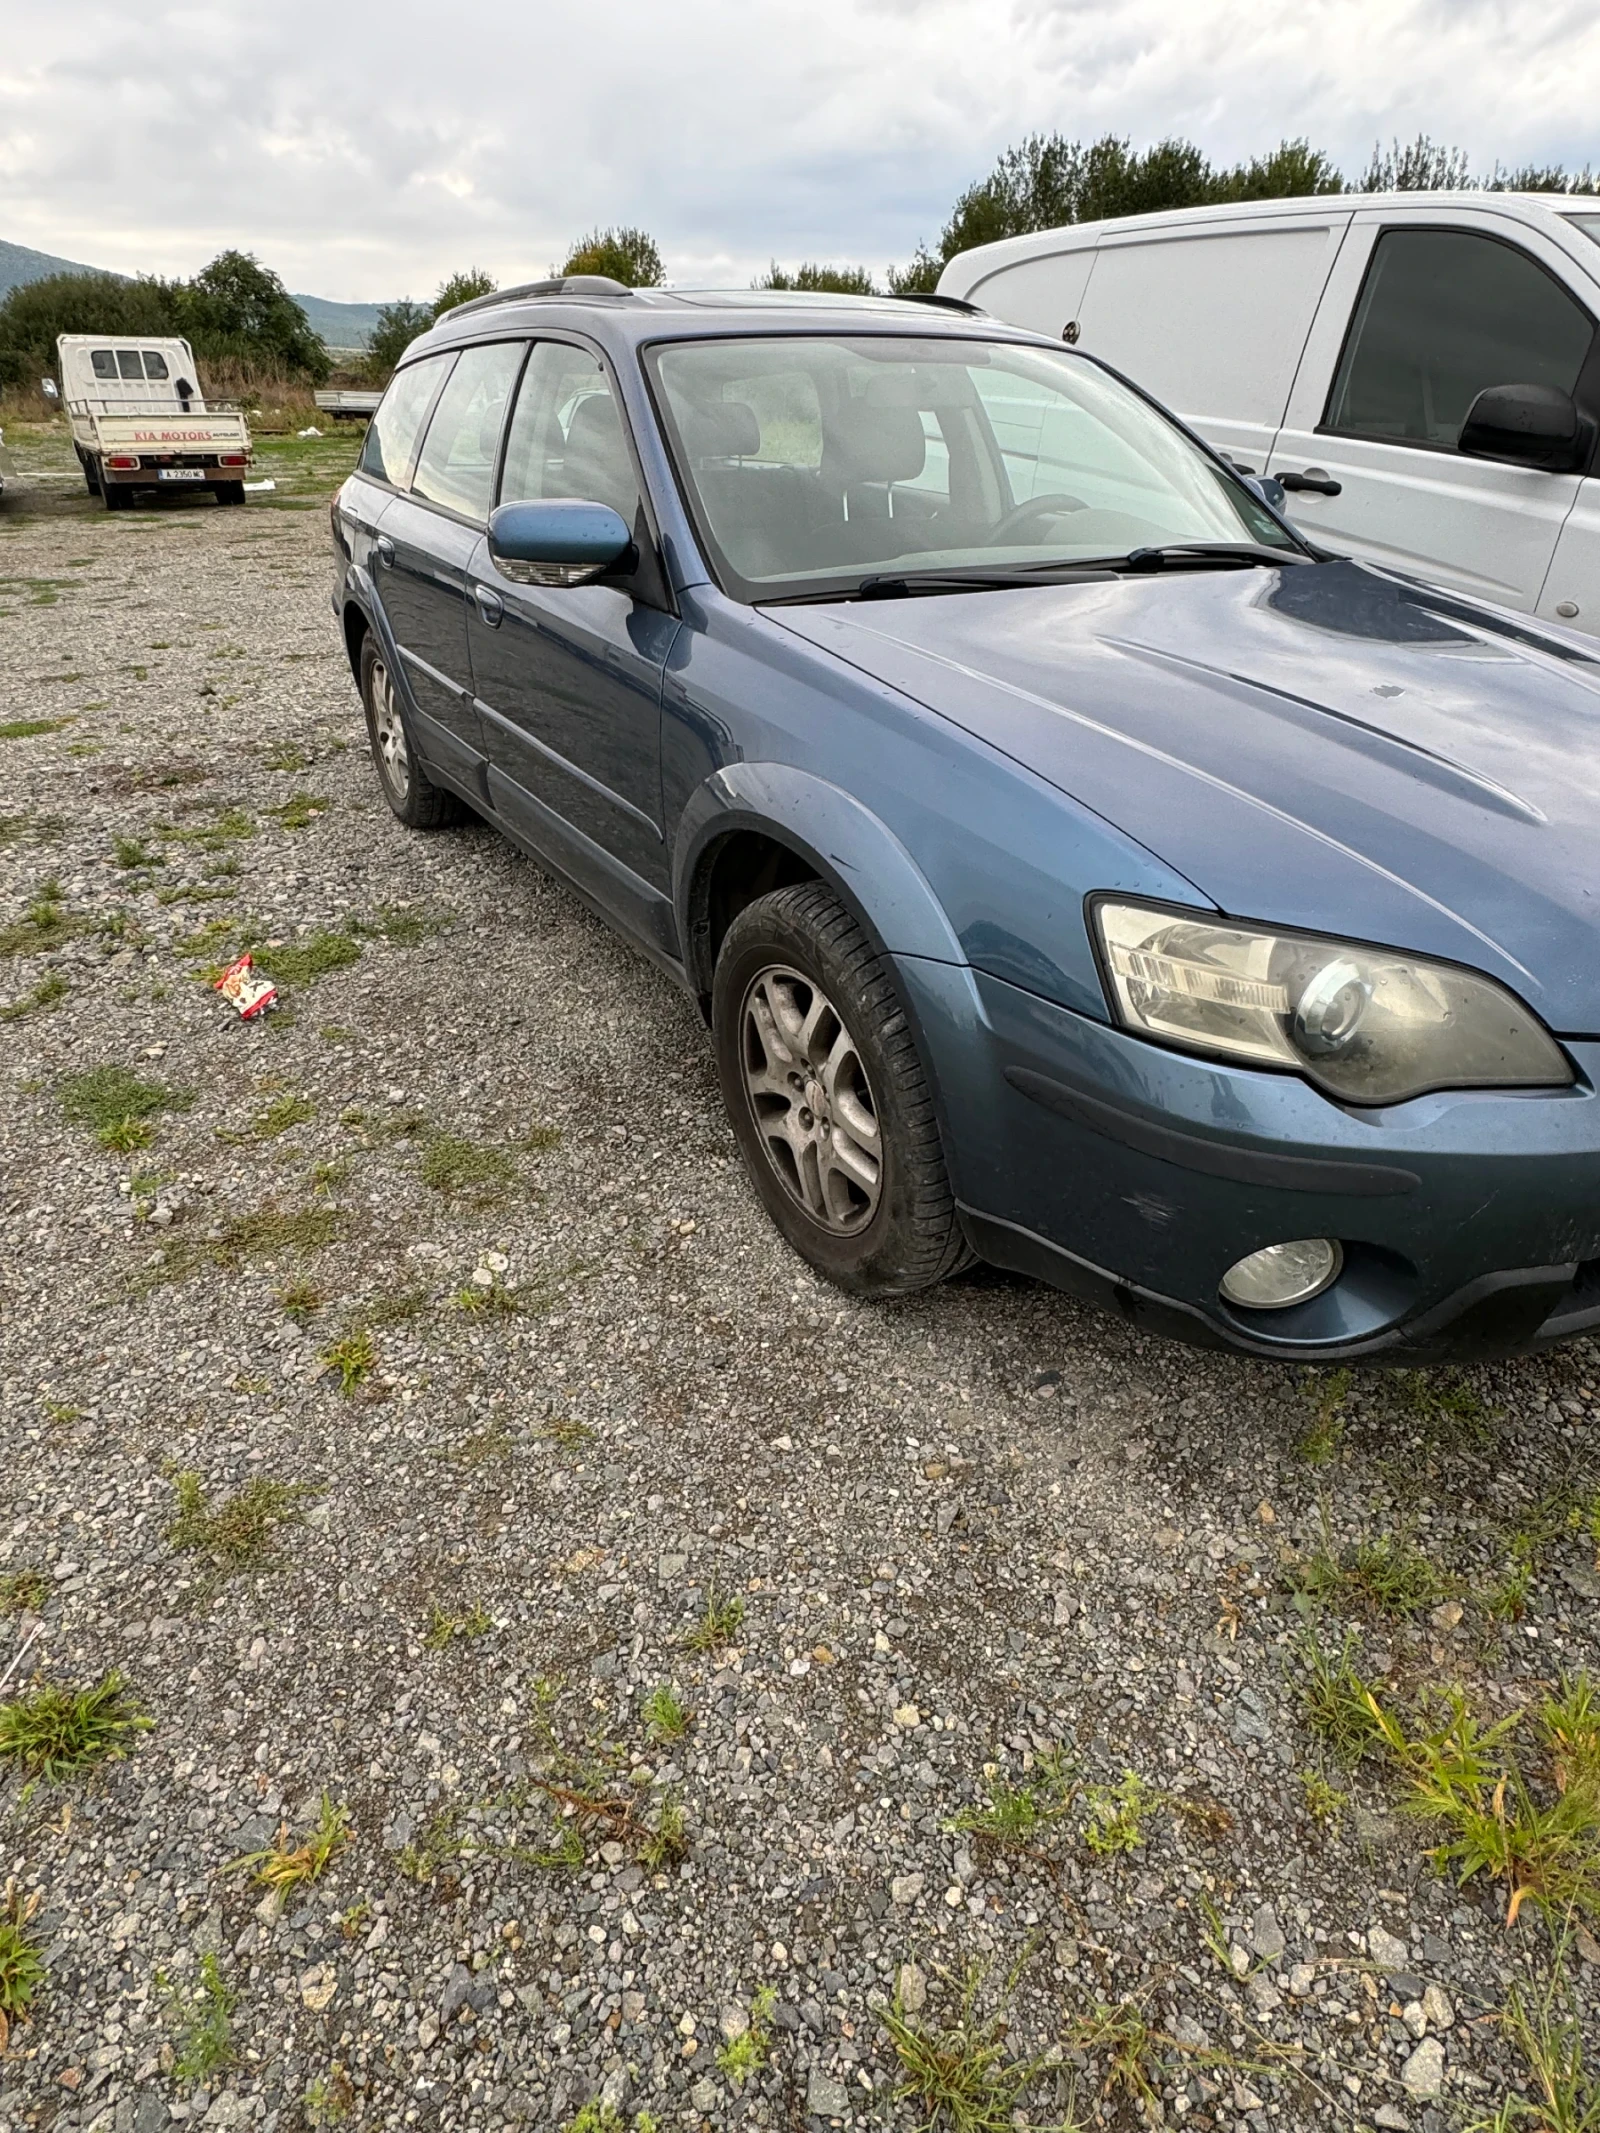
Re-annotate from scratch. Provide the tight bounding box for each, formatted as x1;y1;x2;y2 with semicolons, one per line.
1;236;392;350
0;236;104;296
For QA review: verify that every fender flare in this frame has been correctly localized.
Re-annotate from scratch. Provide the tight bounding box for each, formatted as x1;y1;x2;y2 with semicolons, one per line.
673;762;968;998
338;575;408;702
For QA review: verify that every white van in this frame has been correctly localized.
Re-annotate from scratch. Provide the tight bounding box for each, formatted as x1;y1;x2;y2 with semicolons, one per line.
939;192;1600;633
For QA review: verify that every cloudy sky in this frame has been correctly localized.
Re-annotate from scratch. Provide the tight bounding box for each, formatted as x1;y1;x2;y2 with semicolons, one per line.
1;0;1596;301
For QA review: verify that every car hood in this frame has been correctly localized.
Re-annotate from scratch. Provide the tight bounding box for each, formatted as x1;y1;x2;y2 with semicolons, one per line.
770;560;1600;1034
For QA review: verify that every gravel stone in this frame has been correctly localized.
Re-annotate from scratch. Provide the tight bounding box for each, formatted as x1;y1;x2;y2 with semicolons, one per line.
1402;2035;1447;2099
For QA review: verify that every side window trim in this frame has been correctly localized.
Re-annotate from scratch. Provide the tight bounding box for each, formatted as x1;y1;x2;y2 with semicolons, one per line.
1317;221;1598;455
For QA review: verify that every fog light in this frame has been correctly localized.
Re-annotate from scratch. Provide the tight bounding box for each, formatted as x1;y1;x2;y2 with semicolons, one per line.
1220;1238;1342;1311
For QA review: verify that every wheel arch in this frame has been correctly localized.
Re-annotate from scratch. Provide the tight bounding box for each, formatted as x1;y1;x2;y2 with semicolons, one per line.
675;764;969;1014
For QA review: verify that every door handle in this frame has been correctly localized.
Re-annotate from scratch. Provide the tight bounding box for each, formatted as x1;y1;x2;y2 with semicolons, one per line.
1273;469;1343;497
374;534;396;566
474;585;505;628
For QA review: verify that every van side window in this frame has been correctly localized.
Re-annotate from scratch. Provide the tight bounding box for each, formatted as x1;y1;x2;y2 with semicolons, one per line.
91;350;117;380
358;354;454;489
117;351;145;381
143;352;170;381
1326;229;1595;450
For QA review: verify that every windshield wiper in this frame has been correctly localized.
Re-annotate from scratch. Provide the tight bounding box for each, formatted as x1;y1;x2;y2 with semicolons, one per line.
1109;542;1309;572
853;565;1114;600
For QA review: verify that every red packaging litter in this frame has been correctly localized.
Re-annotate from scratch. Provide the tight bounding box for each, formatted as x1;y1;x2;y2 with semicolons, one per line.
214;953;277;1020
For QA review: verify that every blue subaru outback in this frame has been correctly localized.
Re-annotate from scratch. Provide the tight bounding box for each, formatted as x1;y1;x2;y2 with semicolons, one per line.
330;277;1600;1362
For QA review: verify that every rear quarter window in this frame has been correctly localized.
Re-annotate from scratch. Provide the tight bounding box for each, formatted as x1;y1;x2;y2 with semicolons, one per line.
358;355;455;489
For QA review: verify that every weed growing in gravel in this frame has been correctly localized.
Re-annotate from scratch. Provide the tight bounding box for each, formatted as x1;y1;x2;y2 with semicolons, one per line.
686;1589;745;1654
1467;1941;1600;2132
1395;1368;1498;1447
424;1604;493;1650
309;1156;351;1194
1297;1369;1349;1465
884;1959;1059;2133
229;1794;350;1893
272;791;328;829
0;1671;150;1783
303;2066;357;2126
947;1748;1075;1853
1298;1769;1349;1835
1541;1675;1600;1798
143;1204;346;1287
537;1414;597;1450
524;1121;563;1153
345;903;447;946
1082;1770;1157;1858
454;1278;520;1315
322;1330;376;1396
252;1092;314;1138
0;1570;49;1615
0;879;87;958
1291;1528;1455;1620
642;1686;690;1743
263;739;313;773
716;1984;777;2087
1296;1626;1390;1767
250;931;361;989
0;718;70;740
364;1287;429;1328
168;1472;315;1573
157;807;253;854
418;1132;522;1206
639;1791;689;1870
111;833;160;869
0;1879;45;2026
563;2105;660;2133
440;1420;516;1467
279;1279;322;1324
1;972;70;1022
59;1063;189;1150
166;1953;234;2085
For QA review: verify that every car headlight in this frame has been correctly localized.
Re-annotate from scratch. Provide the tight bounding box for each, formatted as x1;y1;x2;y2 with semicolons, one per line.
1093;900;1572;1104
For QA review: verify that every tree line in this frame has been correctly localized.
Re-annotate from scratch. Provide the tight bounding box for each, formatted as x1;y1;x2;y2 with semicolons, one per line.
1;134;1593;396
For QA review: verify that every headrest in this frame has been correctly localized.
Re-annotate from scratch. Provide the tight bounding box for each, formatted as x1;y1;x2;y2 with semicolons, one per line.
825;399;926;484
677;398;761;461
566;392;625;452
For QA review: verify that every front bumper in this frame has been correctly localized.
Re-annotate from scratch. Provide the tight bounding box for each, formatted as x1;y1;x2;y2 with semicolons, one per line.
897;956;1600;1363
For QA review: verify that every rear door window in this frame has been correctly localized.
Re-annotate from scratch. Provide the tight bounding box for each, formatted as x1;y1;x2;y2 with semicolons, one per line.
409;342;525;520
1326;228;1595;449
358;354;454;489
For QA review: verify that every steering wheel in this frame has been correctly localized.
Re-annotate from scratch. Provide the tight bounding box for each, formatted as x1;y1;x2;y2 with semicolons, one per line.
986;493;1087;545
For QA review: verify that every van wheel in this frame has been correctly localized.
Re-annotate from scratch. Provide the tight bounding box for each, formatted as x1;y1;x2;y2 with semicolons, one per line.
216;483;245;507
359;636;463;829
103;483;131;511
712;883;972;1297
81;453;100;495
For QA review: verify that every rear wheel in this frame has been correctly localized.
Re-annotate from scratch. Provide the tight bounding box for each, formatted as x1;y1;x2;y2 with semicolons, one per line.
215;482;245;507
103;481;131;511
712;882;972;1297
358;635;462;828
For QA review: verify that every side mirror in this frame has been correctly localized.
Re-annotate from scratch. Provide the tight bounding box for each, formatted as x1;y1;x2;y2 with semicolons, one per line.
1458;381;1591;474
40;377;59;401
487;499;634;587
1241;472;1288;514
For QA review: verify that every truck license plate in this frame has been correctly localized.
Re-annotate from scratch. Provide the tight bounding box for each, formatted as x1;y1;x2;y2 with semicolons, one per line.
158;468;206;482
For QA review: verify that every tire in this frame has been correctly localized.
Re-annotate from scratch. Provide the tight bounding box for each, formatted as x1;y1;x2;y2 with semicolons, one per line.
358;633;463;829
215;482;245;507
103;481;131;511
81;452;100;496
712;882;972;1297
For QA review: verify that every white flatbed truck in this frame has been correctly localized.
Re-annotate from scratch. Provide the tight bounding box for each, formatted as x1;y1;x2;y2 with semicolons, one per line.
57;335;254;508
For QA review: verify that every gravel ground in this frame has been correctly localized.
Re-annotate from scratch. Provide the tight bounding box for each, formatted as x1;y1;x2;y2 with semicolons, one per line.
1;428;1597;2133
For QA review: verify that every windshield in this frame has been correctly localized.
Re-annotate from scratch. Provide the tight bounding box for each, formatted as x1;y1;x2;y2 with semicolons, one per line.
646;333;1296;601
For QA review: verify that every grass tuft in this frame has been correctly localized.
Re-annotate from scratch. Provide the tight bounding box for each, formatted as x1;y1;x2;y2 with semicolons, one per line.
168;1471;315;1573
716;1984;778;2088
884;1960;1057;2133
253;1092;314;1138
0;1671;151;1782
1291;1529;1454;1620
60;1063;188;1150
250;931;361;989
0;1570;49;1616
228;1793;350;1893
322;1330;377;1396
947;1747;1075;1852
424;1603;493;1650
0;1879;45;2020
1082;1770;1157;1858
167;1952;235;2085
1;971;70;1022
642;1685;690;1743
418;1132;521;1205
686;1588;745;1655
638;1791;689;1871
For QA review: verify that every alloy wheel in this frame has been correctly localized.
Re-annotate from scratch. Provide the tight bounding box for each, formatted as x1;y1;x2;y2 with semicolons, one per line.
370;656;410;799
739;965;883;1231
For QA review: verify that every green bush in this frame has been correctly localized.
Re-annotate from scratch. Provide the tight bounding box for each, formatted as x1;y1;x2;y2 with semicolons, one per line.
561;227;663;287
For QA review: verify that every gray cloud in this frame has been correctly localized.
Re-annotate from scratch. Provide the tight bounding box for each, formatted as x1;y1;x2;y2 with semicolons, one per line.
1;0;1595;298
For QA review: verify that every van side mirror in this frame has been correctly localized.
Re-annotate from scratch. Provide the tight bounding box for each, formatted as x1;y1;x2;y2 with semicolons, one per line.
40;377;59;401
1458;382;1591;474
487;499;634;587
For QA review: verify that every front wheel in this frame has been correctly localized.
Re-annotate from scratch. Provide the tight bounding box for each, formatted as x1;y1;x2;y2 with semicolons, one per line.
358;634;462;828
712;883;972;1297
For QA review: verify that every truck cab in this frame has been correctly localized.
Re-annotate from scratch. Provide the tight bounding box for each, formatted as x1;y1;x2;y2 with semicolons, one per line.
58;334;253;508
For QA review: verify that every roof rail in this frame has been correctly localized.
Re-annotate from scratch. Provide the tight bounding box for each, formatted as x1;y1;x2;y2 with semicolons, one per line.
436;274;633;323
893;291;988;317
